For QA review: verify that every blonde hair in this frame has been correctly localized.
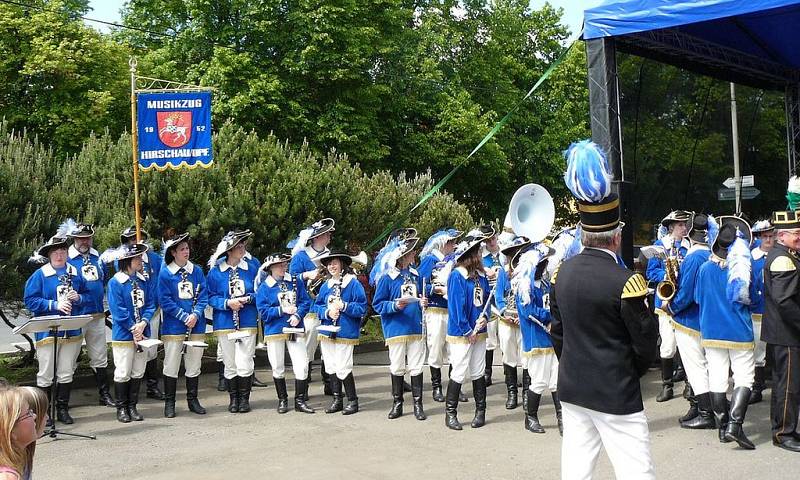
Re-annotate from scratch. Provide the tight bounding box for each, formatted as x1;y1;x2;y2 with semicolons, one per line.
19;387;47;478
0;388;30;476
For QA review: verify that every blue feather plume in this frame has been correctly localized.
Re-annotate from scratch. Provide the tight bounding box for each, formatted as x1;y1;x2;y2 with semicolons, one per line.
421;229;458;259
369;237;403;286
563;140;612;203
726;235;751;304
706;215;719;245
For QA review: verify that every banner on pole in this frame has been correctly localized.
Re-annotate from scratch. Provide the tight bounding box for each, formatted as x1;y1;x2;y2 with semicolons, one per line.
136;91;213;171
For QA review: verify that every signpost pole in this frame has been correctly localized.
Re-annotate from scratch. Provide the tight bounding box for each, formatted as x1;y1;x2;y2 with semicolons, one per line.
731;82;742;213
130;57;143;242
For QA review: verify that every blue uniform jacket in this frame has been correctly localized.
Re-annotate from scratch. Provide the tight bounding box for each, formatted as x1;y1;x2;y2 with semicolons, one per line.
666;245;710;334
695;258;756;349
518;279;553;354
418;251;447;309
372;267;423;344
108;271;156;343
446;267;490;341
256;273;312;340
646;237;688;312
68;246;105;315
23;263;86;343
207;259;259;334
289;247;328;276
157;261;208;337
750;247;768;318
313;274;367;344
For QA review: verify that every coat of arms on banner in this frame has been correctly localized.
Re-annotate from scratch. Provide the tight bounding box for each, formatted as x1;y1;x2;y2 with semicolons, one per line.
157;111;192;148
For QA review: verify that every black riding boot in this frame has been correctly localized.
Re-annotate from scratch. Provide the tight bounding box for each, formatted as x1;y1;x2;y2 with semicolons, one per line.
164;376;177;418
411;374;426;421
321;361;333;396
552;391;563;436
294;379;315;413
449;365;468;402
228;376;240;413
471;377;487;428
710;392;730;443
431;367;444;402
679;383;698;422
56;382;74;424
445;379;463;430
275;377;289;414
525;390;544;433
750;367;765;404
238;375;252;413
681;392;715;429
342;373;359;415
504;364;519;409
724;387;755;449
484;349;494;386
388;374;404;419
522;369;531;410
145;358;165;400
94;367;115;407
307;361;314;384
217;361;227;392
128;378;144;421
656;357;674;402
186;376;206;415
325;376;343;413
114;381;131;423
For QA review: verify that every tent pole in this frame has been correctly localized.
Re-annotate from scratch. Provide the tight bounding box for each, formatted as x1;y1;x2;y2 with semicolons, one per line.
730;83;742;214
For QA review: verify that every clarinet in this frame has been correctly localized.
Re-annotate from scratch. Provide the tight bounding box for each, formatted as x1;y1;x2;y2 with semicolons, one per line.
184;283;201;345
131;277;144;353
229;266;244;343
329;278;342;340
285;274;299;342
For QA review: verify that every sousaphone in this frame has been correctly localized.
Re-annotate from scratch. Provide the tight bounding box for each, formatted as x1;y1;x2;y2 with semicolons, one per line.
507;183;555;243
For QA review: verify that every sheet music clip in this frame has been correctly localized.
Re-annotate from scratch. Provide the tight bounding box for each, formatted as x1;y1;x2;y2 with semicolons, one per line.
227;331;250;341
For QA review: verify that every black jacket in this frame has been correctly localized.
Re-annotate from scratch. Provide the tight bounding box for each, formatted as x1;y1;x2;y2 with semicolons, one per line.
763;243;800;347
550;248;658;415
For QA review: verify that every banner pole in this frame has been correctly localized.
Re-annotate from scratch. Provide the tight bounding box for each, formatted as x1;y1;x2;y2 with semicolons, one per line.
129;57;143;242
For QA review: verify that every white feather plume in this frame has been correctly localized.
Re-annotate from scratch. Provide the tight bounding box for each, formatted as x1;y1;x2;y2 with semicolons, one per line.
727;235;752;305
56;218;78;238
290;227;314;256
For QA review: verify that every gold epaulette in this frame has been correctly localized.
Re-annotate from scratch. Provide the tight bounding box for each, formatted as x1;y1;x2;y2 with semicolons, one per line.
551;265;561;285
769;256;796;272
621;273;648;298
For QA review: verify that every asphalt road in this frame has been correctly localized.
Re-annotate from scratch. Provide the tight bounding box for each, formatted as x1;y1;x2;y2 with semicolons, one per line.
28;350;798;479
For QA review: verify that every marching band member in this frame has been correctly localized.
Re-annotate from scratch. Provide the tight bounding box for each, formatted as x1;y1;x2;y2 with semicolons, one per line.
24;233;87;425
105;242;156;423
289;218;335;394
512;242;562;434
372;236;428;421
313;252;367;415
207;230;259;414
64;220;115;408
443;230;491;430
418;228;462;402
493;231;528;411
255;252;315;414
481;228;502;387
158;232;209;418
120;227;165;401
551;140;657;479
664;213;715;429
646;210;691;402
748;219;774;404
761;209;800;452
695;216;756;450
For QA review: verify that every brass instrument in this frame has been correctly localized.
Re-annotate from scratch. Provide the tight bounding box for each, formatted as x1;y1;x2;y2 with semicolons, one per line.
654;239;683;302
308;251;368;297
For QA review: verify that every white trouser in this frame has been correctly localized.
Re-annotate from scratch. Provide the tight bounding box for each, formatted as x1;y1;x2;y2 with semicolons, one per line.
657;311;676;359
162;336;205;378
320;340;355;380
705;346;755;392
752;320;767;367
425;308;449;368
388;338;426;376
561;402;655;480
526;352;558;394
36;339;82;387
448;339;486;384
486;318;499;351
112;344;149;382
673;329;709;395
266;337;309;380
83;315;108;369
218;333;257;378
497;321;522;367
146;310;162;361
303;313;321;363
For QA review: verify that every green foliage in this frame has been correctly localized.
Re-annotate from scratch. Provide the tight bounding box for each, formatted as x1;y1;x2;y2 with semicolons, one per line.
0;121;472;299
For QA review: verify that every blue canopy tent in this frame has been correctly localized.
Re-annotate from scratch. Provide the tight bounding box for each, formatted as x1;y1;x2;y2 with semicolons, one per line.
581;0;800;263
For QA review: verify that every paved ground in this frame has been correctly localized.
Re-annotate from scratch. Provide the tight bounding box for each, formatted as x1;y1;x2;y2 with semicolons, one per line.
31;350;798;479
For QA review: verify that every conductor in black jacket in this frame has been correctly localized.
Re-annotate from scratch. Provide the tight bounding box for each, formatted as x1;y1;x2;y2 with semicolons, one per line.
551;140;658;480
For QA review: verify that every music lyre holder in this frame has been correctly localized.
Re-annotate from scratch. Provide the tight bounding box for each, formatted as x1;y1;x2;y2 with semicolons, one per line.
14;314;96;441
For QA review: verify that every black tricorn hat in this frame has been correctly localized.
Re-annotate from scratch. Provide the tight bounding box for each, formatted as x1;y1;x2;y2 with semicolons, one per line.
69;223;95;238
661;210;692;227
712;216;752;259
385;227;418;247
319;251;353;267
687;213;710;244
120;226;149;243
263;252;292;270
163;232;190;265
